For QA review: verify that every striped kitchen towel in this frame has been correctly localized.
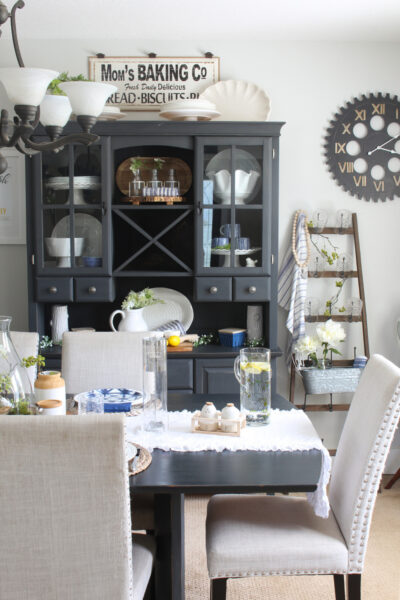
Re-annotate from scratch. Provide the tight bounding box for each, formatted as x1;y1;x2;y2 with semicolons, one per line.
278;211;308;365
155;320;186;335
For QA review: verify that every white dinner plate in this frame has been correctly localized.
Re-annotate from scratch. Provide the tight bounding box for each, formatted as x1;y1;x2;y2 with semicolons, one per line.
159;107;221;121
200;80;271;121
52;213;102;257
141;287;194;332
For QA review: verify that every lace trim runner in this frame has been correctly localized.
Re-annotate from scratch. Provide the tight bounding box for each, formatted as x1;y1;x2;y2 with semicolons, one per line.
126;409;331;518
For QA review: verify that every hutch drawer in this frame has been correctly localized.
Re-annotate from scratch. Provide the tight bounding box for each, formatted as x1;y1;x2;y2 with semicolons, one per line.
35;277;73;302
194;277;232;302
74;278;115;302
167;358;194;390
233;277;271;301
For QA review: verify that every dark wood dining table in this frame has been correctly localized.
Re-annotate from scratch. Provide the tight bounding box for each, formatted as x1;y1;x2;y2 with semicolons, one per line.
130;393;322;600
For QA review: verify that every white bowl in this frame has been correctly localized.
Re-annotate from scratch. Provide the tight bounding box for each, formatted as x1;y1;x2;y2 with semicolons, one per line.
45;237;85;267
45;237;84;256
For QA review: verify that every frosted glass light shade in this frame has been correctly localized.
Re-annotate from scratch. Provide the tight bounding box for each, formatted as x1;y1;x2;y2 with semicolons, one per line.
59;81;117;117
0;68;59;106
40;94;72;127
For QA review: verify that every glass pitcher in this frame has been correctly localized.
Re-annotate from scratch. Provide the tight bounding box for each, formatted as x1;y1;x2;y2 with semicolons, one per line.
142;335;168;431
0;316;35;415
234;347;271;426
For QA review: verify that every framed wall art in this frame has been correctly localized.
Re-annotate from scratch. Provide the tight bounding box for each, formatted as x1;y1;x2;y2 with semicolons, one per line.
88;56;220;111
0;149;26;244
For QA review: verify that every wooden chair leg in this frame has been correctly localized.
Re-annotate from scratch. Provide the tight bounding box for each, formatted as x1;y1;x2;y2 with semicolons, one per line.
210;578;227;600
384;467;400;489
333;574;345;600
347;574;361;600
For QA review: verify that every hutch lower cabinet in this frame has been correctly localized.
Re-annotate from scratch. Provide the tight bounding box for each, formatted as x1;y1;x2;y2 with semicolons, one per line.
26;121;284;396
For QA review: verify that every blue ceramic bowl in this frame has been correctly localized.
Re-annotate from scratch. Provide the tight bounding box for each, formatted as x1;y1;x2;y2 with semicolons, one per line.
82;256;102;267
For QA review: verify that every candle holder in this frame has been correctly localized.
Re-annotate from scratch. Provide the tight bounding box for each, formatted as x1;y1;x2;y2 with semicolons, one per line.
311;209;328;233
335;209;352;232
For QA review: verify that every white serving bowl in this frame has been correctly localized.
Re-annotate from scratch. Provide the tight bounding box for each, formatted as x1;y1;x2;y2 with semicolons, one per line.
211;169;260;204
45;237;85;267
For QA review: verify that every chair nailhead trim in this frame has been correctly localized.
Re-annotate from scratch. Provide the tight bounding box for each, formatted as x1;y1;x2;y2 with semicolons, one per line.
347;380;400;571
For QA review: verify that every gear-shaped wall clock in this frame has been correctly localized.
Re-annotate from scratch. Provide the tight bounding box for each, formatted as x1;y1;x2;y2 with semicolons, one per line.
324;93;400;201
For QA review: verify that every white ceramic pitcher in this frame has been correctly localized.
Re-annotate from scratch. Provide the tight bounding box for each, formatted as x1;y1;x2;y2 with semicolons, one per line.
109;308;148;332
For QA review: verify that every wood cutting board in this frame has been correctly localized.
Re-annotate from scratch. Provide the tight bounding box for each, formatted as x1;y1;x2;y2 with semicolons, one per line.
167;342;193;353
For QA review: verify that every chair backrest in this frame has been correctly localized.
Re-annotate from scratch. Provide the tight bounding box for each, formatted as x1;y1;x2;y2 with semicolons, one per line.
0;414;133;600
10;330;39;386
329;354;400;572
61;331;158;394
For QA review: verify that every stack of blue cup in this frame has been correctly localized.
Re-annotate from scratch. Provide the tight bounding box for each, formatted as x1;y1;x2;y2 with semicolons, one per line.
353;355;368;368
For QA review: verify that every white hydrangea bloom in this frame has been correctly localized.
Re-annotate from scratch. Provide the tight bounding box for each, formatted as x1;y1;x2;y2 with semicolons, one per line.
316;319;346;347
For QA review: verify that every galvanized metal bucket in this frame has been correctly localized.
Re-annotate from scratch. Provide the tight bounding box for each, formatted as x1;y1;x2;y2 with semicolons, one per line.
300;367;363;395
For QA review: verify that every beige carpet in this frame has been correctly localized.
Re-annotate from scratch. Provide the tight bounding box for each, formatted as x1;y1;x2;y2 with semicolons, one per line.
184;476;400;600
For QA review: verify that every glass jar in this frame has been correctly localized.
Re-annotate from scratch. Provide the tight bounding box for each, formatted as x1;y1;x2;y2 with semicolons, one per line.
164;168;180;197
234;347;271;426
142;335;168;431
129;168;145;197
0;316;35;415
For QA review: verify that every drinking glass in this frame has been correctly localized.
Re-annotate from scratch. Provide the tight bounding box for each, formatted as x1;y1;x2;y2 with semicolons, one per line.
234;347;271;426
142;335;168;431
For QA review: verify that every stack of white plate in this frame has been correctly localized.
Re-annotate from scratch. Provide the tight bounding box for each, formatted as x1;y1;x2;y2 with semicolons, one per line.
45;176;101;190
159;98;221;122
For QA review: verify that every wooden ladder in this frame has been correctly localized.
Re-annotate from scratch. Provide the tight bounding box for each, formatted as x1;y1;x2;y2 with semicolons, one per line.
289;212;370;411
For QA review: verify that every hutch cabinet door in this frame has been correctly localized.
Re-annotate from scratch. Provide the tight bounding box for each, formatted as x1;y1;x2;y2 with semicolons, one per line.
32;137;112;278
194;137;273;277
195;358;240;394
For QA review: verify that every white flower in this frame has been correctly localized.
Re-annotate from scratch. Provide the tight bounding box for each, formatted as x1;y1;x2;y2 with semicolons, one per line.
316;319;346;347
294;335;318;355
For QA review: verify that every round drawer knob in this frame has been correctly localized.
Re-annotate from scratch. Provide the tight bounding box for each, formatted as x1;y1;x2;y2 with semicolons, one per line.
209;286;218;295
248;286;257;294
49;286;58;294
88;286;97;294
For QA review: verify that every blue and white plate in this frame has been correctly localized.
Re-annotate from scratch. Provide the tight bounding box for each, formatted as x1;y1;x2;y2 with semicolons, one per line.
74;388;143;414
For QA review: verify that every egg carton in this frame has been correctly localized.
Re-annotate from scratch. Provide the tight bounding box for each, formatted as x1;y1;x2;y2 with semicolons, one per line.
191;410;246;437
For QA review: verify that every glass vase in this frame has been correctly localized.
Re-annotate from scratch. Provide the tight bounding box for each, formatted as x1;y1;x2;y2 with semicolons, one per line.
0;316;35;415
142;335;168;431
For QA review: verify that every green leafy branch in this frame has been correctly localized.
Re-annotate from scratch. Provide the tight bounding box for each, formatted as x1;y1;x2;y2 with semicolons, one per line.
47;72;89;96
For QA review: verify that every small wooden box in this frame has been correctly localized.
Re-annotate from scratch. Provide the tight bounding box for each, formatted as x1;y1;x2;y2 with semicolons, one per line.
191;410;246;437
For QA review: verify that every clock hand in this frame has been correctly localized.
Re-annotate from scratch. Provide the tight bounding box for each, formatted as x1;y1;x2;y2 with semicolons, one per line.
368;134;400;155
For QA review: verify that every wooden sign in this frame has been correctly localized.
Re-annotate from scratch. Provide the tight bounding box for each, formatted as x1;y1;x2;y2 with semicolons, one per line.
88;56;219;111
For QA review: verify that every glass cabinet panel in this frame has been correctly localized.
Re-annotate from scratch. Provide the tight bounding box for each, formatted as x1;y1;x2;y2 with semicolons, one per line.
199;141;268;274
37;143;106;273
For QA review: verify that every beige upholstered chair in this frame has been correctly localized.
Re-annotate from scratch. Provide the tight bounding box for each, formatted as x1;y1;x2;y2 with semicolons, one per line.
10;330;39;386
206;354;400;600
0;414;154;600
61;331;158;394
61;330;156;531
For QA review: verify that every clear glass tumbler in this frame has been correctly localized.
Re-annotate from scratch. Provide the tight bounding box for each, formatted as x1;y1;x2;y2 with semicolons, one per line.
142;335;168;431
234;347;271;426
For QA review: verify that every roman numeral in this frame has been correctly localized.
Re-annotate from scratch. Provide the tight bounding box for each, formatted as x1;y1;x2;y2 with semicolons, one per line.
342;123;351;134
355;109;366;121
338;161;354;173
335;142;346;154
353;175;367;187
373;181;385;191
393;175;400;185
372;103;385;115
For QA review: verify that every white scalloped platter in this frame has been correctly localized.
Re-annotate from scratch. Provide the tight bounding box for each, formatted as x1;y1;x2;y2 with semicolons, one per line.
200;80;271;121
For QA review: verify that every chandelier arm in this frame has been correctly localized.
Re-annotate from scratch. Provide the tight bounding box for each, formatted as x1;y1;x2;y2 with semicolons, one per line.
21;132;99;152
15;138;37;156
10;0;25;67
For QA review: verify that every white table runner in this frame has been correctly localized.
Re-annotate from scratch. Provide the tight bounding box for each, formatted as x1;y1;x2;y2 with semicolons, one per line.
126;409;331;518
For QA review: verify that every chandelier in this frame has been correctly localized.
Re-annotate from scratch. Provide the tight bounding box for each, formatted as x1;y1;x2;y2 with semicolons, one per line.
0;1;117;174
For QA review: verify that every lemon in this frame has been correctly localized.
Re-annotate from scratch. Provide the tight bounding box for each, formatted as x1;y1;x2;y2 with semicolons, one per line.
241;361;271;374
168;335;181;347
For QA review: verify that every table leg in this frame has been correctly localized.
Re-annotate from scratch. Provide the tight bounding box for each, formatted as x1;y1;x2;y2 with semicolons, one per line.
154;493;185;600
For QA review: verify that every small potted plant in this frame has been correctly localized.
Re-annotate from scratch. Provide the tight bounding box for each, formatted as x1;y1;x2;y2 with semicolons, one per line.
294;319;346;370
110;288;163;332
